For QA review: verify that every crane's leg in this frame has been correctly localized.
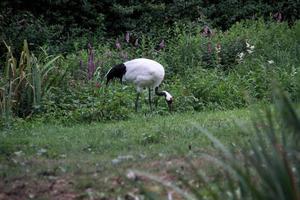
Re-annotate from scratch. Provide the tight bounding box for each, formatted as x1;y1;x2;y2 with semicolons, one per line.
154;87;160;108
148;88;152;111
135;92;140;112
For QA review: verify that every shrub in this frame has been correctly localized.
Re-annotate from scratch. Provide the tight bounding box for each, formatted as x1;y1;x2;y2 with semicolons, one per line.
0;40;65;128
3;19;300;126
37;82;133;125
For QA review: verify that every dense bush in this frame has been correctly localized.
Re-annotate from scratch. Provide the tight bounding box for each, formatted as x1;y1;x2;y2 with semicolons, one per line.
1;19;300;127
38;83;132;125
1;0;300;57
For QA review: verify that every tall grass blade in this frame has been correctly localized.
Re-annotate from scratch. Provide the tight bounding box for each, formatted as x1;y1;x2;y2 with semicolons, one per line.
130;170;197;200
31;55;42;110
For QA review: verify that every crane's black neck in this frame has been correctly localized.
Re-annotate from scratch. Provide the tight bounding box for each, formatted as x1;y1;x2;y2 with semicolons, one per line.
155;87;166;97
106;63;126;85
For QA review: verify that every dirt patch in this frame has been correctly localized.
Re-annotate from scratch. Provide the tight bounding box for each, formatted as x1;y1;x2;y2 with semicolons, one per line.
0;176;77;200
0;154;219;200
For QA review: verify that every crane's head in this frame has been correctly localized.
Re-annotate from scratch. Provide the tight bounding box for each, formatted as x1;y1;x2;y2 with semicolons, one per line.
105;63;127;85
163;91;173;112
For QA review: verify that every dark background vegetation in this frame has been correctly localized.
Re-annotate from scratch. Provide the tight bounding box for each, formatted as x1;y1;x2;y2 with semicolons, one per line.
1;0;300;126
1;0;300;55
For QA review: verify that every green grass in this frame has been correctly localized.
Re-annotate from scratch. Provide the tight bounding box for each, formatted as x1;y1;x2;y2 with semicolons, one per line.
0;105;262;199
1;106;258;160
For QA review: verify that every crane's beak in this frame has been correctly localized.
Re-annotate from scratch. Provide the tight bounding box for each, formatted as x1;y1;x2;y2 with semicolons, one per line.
106;77;122;86
106;77;111;86
167;99;173;112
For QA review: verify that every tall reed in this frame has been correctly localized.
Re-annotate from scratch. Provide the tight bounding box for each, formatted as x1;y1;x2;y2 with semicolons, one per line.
0;40;61;127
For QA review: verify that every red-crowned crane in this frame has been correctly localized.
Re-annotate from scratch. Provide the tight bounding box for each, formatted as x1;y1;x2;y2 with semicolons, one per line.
106;58;173;112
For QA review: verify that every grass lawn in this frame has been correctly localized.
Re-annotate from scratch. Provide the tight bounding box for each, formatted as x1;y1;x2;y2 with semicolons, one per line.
0;105;263;199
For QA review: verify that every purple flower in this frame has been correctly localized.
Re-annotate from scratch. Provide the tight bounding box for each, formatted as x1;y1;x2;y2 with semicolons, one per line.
125;32;130;43
87;43;96;80
201;25;212;37
273;12;283;22
158;39;165;50
134;38;139;47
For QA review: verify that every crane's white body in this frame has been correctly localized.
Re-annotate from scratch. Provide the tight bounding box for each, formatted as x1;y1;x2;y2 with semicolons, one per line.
106;58;173;111
123;58;165;93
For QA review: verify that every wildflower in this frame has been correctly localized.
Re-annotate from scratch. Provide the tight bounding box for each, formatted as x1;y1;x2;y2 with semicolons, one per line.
115;38;121;49
247;49;254;54
237;52;245;63
87;43;96;80
125;32;130;43
134;38;139;47
246;41;255;53
158;39;165;50
201;25;212;37
246;41;250;48
273;12;283;22
268;60;275;64
244;42;254;54
238;52;245;59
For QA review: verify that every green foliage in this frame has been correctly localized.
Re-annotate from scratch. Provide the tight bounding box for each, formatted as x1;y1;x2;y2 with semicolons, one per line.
194;89;300;200
0;9;105;57
0;40;64;128
37;82;132;124
1;90;299;199
203;0;300;30
218;39;247;70
0;105;255;166
185;71;247;110
0;11;51;56
162;26;203;75
133;89;300;200
1;0;300;58
1;19;300;126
